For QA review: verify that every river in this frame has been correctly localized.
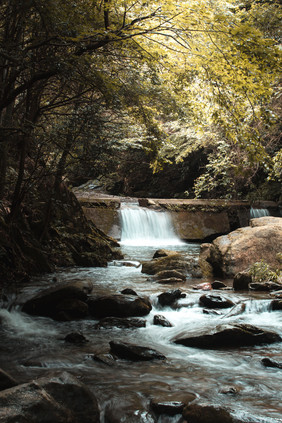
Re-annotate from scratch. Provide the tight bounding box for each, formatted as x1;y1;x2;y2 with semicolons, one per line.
0;205;282;422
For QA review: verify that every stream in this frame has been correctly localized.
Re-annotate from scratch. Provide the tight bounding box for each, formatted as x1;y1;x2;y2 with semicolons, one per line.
0;205;282;422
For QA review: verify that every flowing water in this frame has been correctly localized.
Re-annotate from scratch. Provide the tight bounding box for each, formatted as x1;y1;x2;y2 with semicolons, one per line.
0;206;282;422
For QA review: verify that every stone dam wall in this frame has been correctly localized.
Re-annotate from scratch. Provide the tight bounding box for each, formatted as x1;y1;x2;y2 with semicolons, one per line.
77;197;280;241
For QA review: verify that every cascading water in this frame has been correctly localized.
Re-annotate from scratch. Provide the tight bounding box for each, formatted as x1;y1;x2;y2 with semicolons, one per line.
250;207;270;218
119;203;184;246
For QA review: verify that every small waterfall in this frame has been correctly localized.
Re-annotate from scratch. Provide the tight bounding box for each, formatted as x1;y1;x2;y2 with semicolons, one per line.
250;207;270;218
119;204;184;246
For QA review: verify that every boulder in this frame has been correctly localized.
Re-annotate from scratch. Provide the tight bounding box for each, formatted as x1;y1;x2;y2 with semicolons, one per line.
192;282;212;290
87;294;152;318
120;288;138;296
173;323;281;349
261;357;282;369
182;404;234;423
199;294;234;309
155;277;184;285
64;332;89;344
0;372;100;423
150;392;196;416
142;252;199;277
157;289;185;307
249;282;282;291
200;217;282;278
271;300;282;311
153;249;176;259
0;369;17;391
104;394;156;423
95;317;146;329
233;271;252;291
22;281;91;320
109;341;166;361
154;270;186;281
153;314;173;327
212;281;227;289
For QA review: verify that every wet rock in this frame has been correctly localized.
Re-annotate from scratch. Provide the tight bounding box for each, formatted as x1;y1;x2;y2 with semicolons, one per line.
271;299;282;310
153;249;176;259
212;281;227;289
219;385;241;395
192;282;212;290
173;323;282;349
56;298;89;320
153;314;173;327
182;403;234;423
22;281;90;320
120;288;138;296
199;294;234;309
104;394;156;423
272;290;282;298
95;317;146;329
64;332;89;344
109;341;166;361
0;369;17;391
0;371;100;423
223;302;246;318
261;357;282;369
158;289;185;307
233;271;252;291
156;277;184;285
154;270;186;281
203;309;222;316
91;353;116;366
142;252;196;276
150;392;196;416
201;217;282;278
249;282;282;291
87;294;152;318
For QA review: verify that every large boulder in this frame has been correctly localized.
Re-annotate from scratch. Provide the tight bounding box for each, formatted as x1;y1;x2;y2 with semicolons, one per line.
157;289;185;307
141;252;200;277
109;341;166;361
87;294;152;318
182;404;234;423
199;294;235;309
95;317;146;329
22;281;91;320
173;323;282;349
200;217;282;278
0;372;100;423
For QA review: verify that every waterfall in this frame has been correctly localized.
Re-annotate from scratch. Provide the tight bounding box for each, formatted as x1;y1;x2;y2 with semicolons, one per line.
119;203;184;246
250;207;270;218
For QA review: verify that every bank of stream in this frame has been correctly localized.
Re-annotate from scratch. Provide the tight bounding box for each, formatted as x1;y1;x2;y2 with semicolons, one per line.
0;206;282;422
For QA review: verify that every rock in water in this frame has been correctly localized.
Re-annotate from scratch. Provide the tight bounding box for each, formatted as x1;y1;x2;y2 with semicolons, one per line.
87;294;152;318
109;341;166;361
0;372;100;423
199;294;234;309
153;314;173;327
158;289;185;307
173;324;281;349
182;404;234;423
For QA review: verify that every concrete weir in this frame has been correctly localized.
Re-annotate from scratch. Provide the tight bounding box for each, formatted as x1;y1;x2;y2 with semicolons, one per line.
77;196;279;242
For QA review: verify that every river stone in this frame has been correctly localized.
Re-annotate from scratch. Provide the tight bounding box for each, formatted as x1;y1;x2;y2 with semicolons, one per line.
87;294;152;318
261;357;282;369
153;314;173;327
142;252;190;275
199;294;234;309
21;281;90;319
156;277;184;285
182;403;234;423
173;323;282;349
212;281;227;289
200;217;282;278
109;341;166;361
0;369;17;391
153;249;176;259
249;281;282;291
104;394;155;423
0;371;100;423
233;271;252;291
271;300;282;310
154;270;186;281
120;288;138;296
64;332;89;344
150;392;196;416
95;317;146;329
158;289;185;307
56;298;89;320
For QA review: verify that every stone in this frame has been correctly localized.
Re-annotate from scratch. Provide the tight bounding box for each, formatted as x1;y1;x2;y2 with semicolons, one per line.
0;371;100;423
212;281;227;289
192;282;212;290
182;403;234;423
155;277;184;285
56;298;89;320
249;282;282;291
120;288;138;296
104;393;156;423
174;323;282;349
87;294;152;318
95;317;146;329
153;249;176;259
154;270;186;281
142;252;199;277
271;300;282;310
157;289;185;307
64;332;89;344
22;281;90;319
0;369;17;391
261;357;282;369
233;271;252;291
150;392;196;416
199;294;235;309
153;314;173;327
200;217;282;278
109;341;166;361
91;353;116;366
